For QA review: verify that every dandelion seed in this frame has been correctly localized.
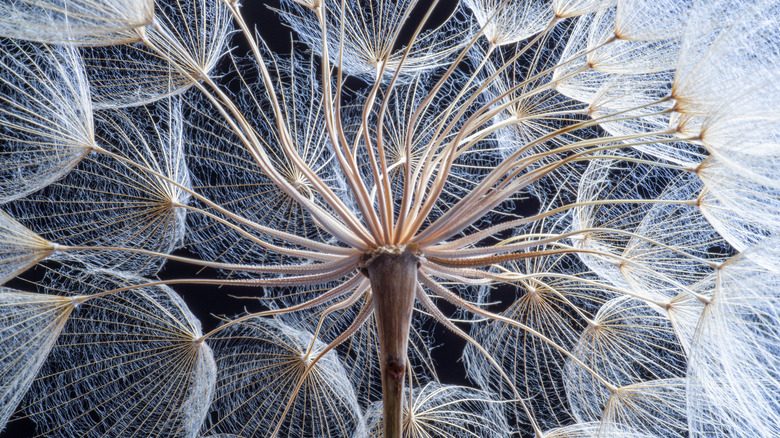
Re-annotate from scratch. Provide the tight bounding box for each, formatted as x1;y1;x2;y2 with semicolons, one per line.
0;289;74;428
362;382;509;438
206;316;362;438
0;41;94;204
0;0;154;45
21;266;215;438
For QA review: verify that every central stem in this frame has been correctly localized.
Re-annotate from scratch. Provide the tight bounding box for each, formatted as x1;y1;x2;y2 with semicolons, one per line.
362;246;419;438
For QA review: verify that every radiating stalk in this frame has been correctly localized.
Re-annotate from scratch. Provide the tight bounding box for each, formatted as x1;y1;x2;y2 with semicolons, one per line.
361;246;419;438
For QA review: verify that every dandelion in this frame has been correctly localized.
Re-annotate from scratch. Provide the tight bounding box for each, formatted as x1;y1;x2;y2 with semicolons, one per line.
0;0;778;437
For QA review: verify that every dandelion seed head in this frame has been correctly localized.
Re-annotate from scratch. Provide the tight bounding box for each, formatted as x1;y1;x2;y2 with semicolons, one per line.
0;0;777;437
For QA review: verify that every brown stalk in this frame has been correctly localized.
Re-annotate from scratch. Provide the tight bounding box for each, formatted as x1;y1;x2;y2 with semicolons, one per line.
360;246;420;438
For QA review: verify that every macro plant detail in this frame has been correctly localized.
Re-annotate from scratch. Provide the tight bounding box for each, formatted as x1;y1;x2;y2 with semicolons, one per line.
0;0;777;438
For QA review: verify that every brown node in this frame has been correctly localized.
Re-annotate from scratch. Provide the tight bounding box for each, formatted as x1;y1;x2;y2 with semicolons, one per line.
386;357;406;382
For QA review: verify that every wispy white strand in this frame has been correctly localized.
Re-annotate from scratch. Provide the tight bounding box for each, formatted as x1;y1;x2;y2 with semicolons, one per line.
0;0;153;45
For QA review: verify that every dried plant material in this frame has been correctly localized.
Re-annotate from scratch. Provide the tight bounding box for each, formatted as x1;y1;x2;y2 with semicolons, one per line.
0;0;776;437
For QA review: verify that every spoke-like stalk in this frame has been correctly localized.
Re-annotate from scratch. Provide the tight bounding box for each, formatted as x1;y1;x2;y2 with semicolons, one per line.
59;244;359;274
424;198;697;251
